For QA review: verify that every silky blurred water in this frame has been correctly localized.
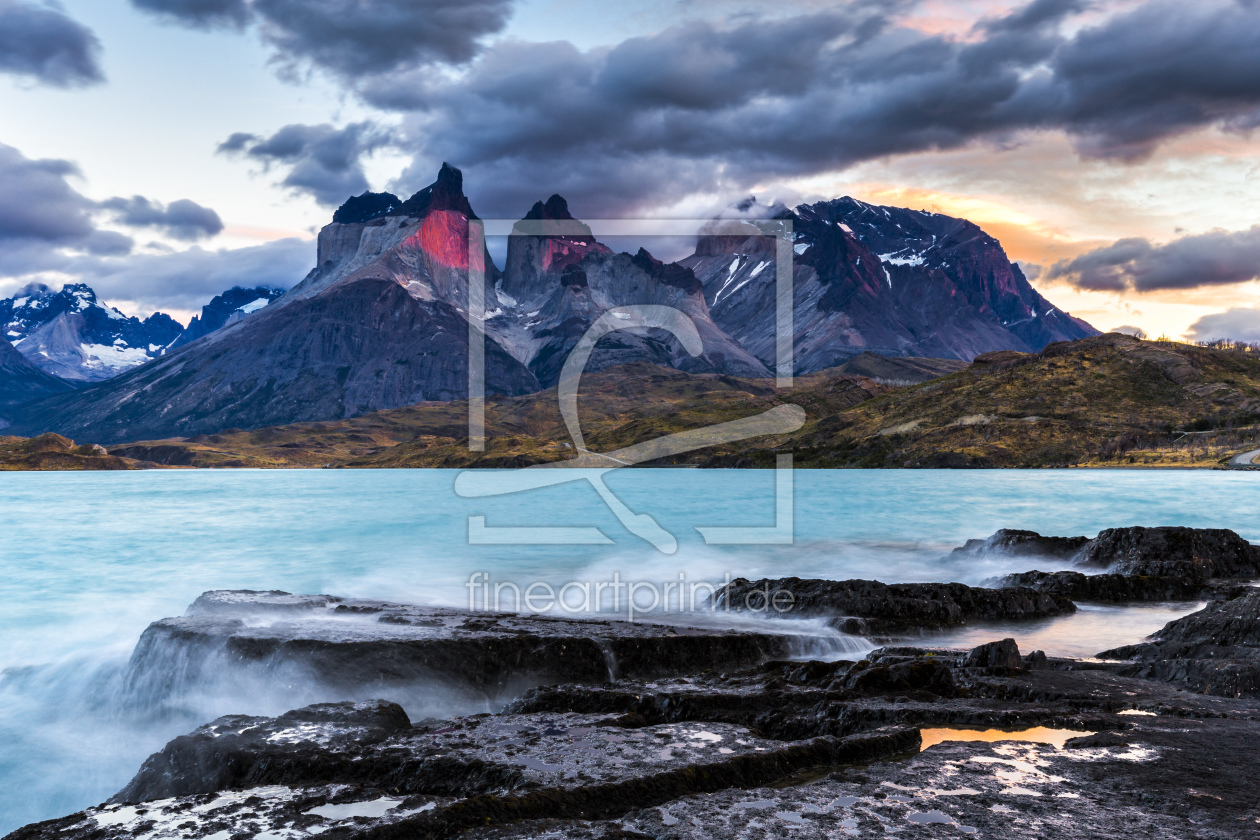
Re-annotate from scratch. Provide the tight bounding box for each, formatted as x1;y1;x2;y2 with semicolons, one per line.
0;467;1256;832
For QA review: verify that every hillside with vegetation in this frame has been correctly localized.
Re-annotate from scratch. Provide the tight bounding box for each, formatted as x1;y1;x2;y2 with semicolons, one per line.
730;333;1260;469
4;333;1257;471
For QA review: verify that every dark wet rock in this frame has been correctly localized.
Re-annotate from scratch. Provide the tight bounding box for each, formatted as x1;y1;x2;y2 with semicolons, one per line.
121;591;836;713
969;526;1260;599
994;569;1212;602
843;658;957;696
113;700;414;802
452;716;1260;839
15;584;1260;840
1024;649;1049;670
717;577;1074;635
38;694;919;840
1075;526;1260;579
506;646;1131;744
950;528;1089;562
1100;590;1260;698
963;638;1023;671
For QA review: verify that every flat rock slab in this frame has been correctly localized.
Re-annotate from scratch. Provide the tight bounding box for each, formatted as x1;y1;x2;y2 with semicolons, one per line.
14;701;917;840
450;716;1260;839
124;591;850;711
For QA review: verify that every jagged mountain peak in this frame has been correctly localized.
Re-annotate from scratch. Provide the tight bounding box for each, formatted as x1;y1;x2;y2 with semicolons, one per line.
396;162;477;220
524;194;575;221
332;191;401;224
502;197;608;306
327;164;476;229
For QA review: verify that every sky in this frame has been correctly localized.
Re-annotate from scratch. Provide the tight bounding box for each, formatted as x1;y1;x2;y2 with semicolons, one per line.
0;0;1259;341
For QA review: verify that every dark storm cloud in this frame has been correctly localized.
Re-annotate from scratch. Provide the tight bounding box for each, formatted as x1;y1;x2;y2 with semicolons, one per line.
131;0;251;28
1017;0;1260;159
130;0;514;76
1048;227;1260;291
302;0;1260;218
218;122;393;206
0;143;96;242
982;0;1088;33
100;196;225;241
0;0;103;86
1185;308;1260;343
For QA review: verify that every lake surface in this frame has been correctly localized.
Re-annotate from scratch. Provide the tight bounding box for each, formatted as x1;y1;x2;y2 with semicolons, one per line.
0;467;1256;832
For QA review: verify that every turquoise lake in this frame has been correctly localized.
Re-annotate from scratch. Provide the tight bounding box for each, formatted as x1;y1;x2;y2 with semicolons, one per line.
0;467;1257;832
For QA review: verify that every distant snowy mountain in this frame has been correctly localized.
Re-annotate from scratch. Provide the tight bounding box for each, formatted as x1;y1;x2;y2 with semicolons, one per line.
168;286;285;350
0;284;181;382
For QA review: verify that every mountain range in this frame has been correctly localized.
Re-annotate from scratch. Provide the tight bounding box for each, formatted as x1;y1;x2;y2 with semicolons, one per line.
1;164;1097;443
0;284;182;382
0;282;284;383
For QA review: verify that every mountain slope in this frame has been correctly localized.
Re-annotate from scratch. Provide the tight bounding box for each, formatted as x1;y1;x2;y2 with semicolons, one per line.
0;337;74;425
1;283;181;381
8;165;541;442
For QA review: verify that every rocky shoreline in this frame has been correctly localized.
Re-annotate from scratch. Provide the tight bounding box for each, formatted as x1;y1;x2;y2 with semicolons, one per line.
7;526;1260;839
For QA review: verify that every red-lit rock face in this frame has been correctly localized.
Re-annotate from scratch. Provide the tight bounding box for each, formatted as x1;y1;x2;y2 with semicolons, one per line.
404;210;484;273
540;237;608;273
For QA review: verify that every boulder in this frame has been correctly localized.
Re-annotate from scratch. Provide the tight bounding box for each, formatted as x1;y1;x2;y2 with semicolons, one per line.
1074;526;1260;579
950;528;1089;561
963;638;1023;671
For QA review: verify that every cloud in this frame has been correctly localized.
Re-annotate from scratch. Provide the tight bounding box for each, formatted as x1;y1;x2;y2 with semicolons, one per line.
131;0;251;28
0;142;308;315
0;0;103;86
1048;226;1260;291
0;236;313;315
130;0;514;77
0;142;96;242
260;0;1260;218
1016;260;1044;281
99;196;225;240
1185;308;1260;343
218;122;393;206
71;236;312;312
